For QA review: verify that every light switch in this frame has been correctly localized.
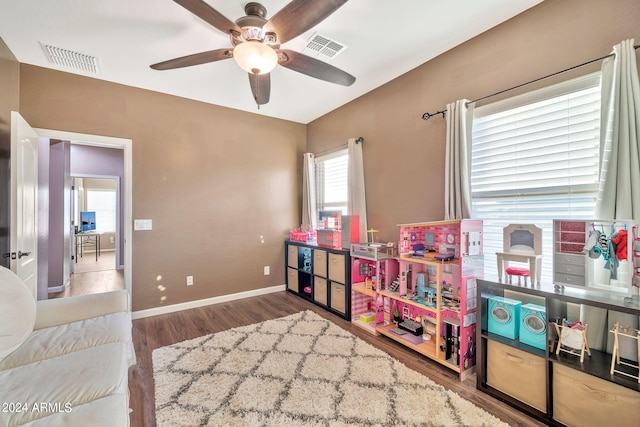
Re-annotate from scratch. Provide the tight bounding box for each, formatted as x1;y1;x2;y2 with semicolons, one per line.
134;219;152;231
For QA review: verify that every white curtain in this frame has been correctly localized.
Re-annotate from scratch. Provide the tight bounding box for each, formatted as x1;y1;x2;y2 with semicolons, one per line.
587;39;640;359
595;39;640;220
301;153;317;232
347;138;367;243
444;99;475;220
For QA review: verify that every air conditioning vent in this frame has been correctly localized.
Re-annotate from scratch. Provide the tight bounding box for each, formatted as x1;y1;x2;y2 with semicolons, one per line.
302;33;347;61
41;43;100;74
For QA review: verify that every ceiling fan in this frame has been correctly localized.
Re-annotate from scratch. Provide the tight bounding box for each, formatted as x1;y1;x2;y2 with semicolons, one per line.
150;0;356;107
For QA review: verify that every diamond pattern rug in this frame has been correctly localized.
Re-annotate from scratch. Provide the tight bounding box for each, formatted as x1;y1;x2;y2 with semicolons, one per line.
153;310;507;426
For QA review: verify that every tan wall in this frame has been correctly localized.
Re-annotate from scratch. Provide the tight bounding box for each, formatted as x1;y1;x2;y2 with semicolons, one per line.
307;0;640;243
19;65;306;311
9;0;640;309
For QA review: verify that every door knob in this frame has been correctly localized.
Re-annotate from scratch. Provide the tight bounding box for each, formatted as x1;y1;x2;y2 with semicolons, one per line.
18;251;31;259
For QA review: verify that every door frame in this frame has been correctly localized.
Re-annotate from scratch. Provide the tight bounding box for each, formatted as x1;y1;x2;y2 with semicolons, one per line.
34;128;133;303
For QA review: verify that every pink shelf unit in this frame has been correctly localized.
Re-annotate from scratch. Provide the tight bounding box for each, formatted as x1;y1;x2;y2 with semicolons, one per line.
394;219;484;380
351;249;399;333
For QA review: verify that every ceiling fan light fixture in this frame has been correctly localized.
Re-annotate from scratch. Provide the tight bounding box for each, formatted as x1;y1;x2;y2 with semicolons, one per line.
233;41;278;75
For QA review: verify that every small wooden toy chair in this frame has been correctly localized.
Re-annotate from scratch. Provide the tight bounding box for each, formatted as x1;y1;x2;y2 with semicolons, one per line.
504;266;530;285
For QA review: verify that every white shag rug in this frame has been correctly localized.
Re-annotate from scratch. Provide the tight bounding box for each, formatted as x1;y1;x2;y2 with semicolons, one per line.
153;310;508;427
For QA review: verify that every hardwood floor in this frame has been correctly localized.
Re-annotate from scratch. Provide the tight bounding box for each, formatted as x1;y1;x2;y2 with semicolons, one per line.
49;251;124;299
129;291;544;427
74;249;117;274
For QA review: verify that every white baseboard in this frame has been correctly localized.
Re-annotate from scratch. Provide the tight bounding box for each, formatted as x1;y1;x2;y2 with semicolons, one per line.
78;248;116;254
48;280;70;294
131;284;286;320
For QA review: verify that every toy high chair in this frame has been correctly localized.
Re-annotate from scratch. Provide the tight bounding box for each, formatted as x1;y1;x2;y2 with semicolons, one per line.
496;224;543;285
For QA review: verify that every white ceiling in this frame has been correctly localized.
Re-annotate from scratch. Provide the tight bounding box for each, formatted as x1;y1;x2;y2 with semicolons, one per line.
0;0;542;124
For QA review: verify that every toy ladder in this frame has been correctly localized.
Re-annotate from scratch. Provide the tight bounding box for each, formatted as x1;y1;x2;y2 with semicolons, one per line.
609;322;640;382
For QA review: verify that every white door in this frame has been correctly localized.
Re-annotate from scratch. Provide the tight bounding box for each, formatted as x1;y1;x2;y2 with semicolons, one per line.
10;111;38;299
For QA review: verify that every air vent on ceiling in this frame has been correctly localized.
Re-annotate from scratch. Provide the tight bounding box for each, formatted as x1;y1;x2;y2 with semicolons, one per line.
41;43;100;74
302;33;347;62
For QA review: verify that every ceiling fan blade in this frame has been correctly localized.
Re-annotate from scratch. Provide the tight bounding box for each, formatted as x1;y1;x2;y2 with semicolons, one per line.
248;73;271;106
174;0;241;35
150;48;232;70
264;0;348;45
278;49;355;86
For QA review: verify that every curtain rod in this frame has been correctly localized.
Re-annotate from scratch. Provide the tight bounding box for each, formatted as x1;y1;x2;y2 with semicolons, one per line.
421;44;640;121
313;137;364;157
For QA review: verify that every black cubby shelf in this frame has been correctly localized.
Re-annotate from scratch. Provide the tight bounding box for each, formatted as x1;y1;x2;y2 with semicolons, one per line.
285;240;351;320
477;278;640;427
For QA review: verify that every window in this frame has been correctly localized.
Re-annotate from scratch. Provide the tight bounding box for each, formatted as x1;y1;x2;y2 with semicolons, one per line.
471;73;601;282
315;149;348;216
86;189;117;233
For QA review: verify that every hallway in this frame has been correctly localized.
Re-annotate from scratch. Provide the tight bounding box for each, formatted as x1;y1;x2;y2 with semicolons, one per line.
49;251;124;299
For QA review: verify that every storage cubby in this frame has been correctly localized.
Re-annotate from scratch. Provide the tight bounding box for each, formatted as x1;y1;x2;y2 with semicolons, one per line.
477;278;640;426
285;240;351;319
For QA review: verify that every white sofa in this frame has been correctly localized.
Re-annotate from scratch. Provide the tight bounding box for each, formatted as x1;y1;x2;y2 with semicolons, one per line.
0;266;135;427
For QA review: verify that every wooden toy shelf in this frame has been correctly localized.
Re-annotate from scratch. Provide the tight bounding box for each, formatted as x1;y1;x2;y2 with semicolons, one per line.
377;290;439;313
399;255;461;266
351;282;376;297
376;323;442;362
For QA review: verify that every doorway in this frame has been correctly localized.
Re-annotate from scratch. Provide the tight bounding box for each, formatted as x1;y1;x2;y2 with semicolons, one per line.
71;176;120;273
35;128;132;303
54;176;123;298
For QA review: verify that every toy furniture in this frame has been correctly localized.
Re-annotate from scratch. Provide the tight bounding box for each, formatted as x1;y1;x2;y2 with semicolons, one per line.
504;266;530;285
554;319;591;363
609;322;640;382
553;219;636;297
496;223;543;285
0;266;135;426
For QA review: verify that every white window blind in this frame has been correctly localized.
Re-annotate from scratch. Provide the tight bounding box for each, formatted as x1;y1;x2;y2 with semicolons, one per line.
471;73;601;282
86;189;116;233
315;149;348;215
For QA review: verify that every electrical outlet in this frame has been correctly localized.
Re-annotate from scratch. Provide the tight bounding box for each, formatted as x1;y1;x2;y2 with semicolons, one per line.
264;266;270;275
186;275;194;286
